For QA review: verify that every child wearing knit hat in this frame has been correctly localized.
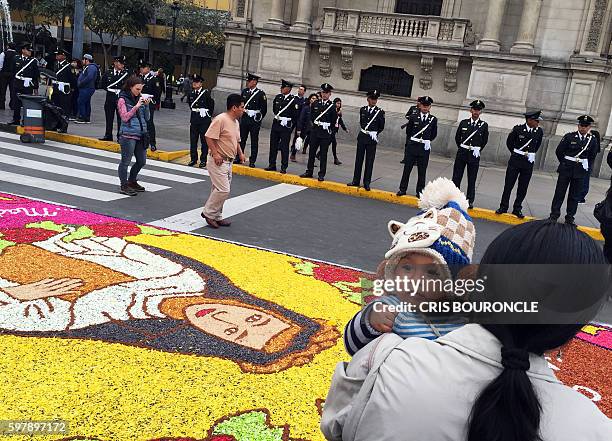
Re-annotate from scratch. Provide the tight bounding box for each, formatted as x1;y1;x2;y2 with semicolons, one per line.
344;177;476;356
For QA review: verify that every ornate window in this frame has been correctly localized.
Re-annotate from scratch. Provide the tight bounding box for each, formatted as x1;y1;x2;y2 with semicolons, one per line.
395;0;443;15
358;66;414;98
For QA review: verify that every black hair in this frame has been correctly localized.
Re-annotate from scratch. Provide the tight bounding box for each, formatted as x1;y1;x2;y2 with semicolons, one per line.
227;93;245;110
333;97;342;105
468;220;607;441
122;75;143;92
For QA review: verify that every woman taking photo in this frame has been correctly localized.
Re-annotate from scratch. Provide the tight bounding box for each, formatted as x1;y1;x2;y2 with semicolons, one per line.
117;75;151;196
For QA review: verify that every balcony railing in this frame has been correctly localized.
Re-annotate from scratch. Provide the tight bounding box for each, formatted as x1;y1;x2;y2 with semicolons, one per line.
320;8;469;48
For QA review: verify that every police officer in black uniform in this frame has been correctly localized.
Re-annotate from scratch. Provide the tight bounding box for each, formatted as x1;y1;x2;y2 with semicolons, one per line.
548;115;600;226
400;98;422;164
99;55;128;141
265;79;299;174
187;74;214;168
452;100;489;209
238;73;267;167
139;62;161;150
348;89;385;191
495;110;544;218
0;42;17;110
397;96;438;196
51;48;75;118
300;83;338;182
9;43;39;125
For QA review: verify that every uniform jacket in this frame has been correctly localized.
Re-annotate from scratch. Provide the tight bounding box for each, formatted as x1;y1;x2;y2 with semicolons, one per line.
241;86;267;122
12;55;40;90
77;63;99;90
321;324;611;441
141;72;161;101
297;104;312;134
555;131;600;178
405;112;438;156
455;118;489;163
405;105;419;119
0;48;16;74
310;99;338;139
272;93;300;131
357;105;385;145
506;124;544;169
187;87;215;125
53;60;75;94
117;91;150;138
101;68;129;99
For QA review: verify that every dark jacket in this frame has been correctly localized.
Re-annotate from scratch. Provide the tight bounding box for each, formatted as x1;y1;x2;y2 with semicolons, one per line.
241;86;267;122
117;91;150;139
405;112;438;156
77;63;99;89
455;118;489;163
357;105;385;145
297;104;312;134
506;123;544;169
0;48;16;74
101;68;129;99
272;93;300;131
555;131;600;178
332;113;347;135
310;99;338;139
12;55;40;90
187;87;215;125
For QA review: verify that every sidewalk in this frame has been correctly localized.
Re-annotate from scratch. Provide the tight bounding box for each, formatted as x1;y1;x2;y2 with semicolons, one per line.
1;91;608;227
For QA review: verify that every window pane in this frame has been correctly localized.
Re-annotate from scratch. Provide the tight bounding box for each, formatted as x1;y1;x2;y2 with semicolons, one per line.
358;65;414;98
396;0;443;16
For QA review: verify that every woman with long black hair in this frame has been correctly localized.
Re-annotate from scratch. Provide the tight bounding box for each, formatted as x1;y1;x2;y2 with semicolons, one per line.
595;184;612;263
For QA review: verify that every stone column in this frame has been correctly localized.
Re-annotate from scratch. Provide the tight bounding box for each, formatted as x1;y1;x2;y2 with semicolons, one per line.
294;0;313;29
476;0;507;51
510;0;543;54
268;0;284;25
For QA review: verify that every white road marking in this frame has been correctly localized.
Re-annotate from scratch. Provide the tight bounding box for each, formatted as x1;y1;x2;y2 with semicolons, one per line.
149;183;307;232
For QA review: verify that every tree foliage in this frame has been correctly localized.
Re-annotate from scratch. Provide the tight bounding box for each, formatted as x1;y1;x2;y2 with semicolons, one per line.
159;1;229;50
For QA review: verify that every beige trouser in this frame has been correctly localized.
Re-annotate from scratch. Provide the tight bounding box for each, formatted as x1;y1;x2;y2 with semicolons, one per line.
203;159;233;220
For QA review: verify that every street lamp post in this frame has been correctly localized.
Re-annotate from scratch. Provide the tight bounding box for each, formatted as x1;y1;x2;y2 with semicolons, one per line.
162;1;180;109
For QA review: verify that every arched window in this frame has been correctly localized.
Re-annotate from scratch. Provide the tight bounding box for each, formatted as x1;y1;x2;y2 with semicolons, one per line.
358;66;414;98
395;0;443;15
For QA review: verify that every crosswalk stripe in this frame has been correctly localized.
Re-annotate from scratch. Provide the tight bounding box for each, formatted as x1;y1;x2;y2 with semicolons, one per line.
0;141;203;184
149;183;307;232
0;152;170;192
0;132;206;175
0;170;127;201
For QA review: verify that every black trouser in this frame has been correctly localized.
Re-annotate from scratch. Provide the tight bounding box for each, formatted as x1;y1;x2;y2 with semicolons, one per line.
147;103;156;147
452;154;480;203
51;87;73;118
307;132;332;178
352;140;377;186
12;86;34;123
331;133;339;161
0;72;14;109
239;117;261;164
103;94;120;139
190;121;210;163
399;150;429;196
499;164;533;212
269;125;292;170
550;173;583;221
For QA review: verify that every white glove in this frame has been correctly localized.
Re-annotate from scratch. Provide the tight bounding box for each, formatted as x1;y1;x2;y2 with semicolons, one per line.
295;137;304;150
472;147;481;158
246;109;257;118
423;140;431;151
528;152;536;163
320;122;331;131
23;78;32;87
279;117;291;127
581;158;589;171
368;131;378;142
198;108;210;118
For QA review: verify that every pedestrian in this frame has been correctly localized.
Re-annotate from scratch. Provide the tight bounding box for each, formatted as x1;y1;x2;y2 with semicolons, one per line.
328;97;347;166
0;42;17;110
397;96;438;197
180;74;191;102
75;54;98;124
69;58;80;120
99;55;129;141
50;48;75;118
452;99;489;209
293;93;317;159
400;97;422;164
322;220;611;441
578;129;601;203
155;68;165;110
290;85;307;157
266;79;299;174
300;83;337;182
239;73;267;167
139;62;161;151
201;93;246;229
594;184;612;263
8;43;39;126
187;74;214;168
116;75;151;196
549;115;600;226
495;110;544;218
347;90;385;191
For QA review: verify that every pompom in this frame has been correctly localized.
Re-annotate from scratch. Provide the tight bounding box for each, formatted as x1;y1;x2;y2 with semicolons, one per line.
418;177;469;212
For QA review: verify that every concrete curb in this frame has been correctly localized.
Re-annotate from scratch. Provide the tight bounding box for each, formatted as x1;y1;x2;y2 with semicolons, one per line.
0;125;603;241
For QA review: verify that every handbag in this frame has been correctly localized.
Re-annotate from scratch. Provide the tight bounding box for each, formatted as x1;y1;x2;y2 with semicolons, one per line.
594;198;612;224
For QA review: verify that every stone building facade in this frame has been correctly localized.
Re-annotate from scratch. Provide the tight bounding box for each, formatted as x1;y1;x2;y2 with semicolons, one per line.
215;0;612;177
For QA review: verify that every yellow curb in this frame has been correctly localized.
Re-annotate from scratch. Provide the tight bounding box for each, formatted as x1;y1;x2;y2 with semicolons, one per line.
231;164;604;241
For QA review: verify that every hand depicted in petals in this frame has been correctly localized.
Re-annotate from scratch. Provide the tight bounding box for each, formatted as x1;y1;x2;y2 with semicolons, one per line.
3;278;84;301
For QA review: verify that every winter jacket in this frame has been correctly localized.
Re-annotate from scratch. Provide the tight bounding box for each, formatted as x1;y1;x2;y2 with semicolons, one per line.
77;63;99;89
321;324;611;441
117;91;150;139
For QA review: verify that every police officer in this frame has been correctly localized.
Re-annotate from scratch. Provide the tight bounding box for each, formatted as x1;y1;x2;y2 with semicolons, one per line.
548;115;600;226
139;62;161;150
266;79;299;174
239;73;267;167
400;97;422;164
51;48;75;118
495;110;544;219
397;96;437;196
300;83;338;182
9;43;39;125
187;74;214;168
348;89;385;191
0;42;17;110
452;100;489;209
99;55;128;141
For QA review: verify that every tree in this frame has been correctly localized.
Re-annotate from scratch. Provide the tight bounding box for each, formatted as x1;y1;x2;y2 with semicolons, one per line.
84;0;161;69
8;0;53;46
31;0;74;48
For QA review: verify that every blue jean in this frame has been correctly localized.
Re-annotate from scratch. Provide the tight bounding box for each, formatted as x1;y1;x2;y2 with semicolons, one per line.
77;87;95;120
118;136;147;185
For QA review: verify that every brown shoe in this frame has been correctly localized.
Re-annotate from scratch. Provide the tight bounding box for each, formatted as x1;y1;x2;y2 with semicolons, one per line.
200;212;219;228
217;219;232;227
